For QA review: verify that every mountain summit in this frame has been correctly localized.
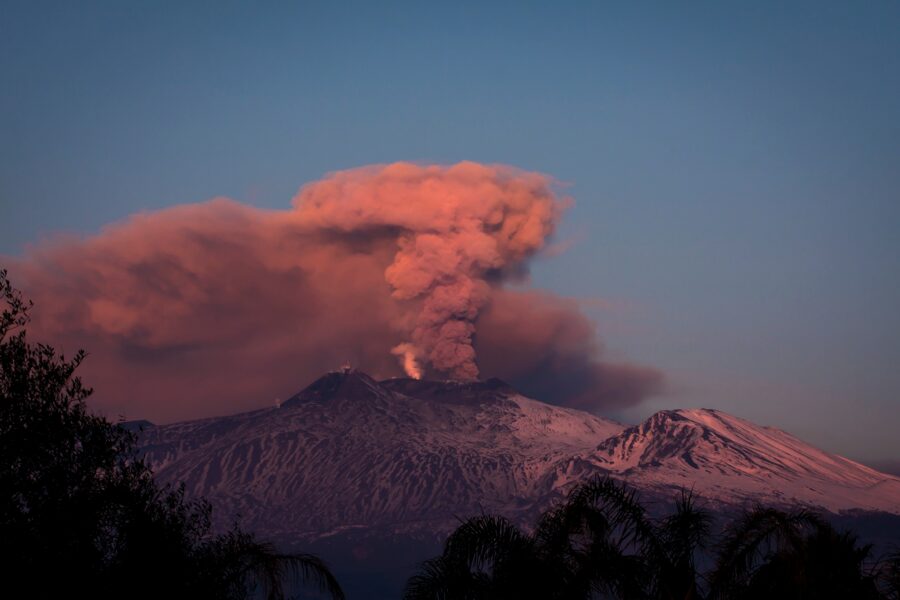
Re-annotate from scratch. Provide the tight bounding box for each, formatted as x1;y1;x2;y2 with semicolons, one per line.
585;408;900;512
281;368;388;406
281;368;519;407
138;371;900;546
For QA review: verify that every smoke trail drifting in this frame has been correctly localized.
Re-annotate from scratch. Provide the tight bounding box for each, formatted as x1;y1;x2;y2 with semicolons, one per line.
9;162;662;421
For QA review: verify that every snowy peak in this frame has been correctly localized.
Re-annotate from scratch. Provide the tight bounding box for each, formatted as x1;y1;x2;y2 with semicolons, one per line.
596;408;884;483
588;408;900;513
594;409;715;470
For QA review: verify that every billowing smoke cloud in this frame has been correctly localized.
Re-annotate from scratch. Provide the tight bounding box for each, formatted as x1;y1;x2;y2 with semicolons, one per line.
475;289;664;409
9;162;662;422
292;163;559;379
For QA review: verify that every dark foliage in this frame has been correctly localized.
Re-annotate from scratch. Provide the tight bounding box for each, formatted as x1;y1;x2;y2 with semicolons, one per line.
879;550;900;600
405;477;710;600
0;269;344;600
407;477;894;600
707;507;880;599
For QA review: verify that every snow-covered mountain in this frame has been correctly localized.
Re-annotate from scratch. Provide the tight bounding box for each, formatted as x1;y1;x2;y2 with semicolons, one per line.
561;408;900;514
137;369;900;544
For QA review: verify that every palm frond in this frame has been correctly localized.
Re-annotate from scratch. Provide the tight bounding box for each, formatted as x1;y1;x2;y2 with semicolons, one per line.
403;555;488;600
443;514;533;572
218;535;345;600
707;506;822;598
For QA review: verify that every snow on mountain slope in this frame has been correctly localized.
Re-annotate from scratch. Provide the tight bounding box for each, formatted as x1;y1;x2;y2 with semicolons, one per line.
139;370;624;540
137;371;900;543
573;408;900;513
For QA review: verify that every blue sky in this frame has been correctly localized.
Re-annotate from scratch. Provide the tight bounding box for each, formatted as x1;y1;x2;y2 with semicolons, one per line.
2;1;899;464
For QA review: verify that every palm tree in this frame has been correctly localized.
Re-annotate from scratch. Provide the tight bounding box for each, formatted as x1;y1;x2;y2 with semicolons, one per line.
708;506;879;600
651;490;711;600
531;476;655;599
878;549;900;600
403;515;544;599
404;476;710;600
202;530;346;600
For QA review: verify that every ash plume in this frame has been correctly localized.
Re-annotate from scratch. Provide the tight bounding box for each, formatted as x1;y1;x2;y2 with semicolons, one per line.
291;162;560;380
8;162;662;422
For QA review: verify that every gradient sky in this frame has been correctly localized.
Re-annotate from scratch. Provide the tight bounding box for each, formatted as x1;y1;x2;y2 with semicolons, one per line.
2;1;899;465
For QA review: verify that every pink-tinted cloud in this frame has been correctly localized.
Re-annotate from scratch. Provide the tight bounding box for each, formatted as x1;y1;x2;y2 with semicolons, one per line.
9;162;662;422
292;162;561;379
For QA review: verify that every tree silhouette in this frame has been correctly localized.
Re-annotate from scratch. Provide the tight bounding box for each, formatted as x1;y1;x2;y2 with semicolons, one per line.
649;490;710;600
707;506;879;599
407;476;894;600
530;475;656;599
0;269;344;600
404;514;541;599
405;477;710;600
879;549;900;600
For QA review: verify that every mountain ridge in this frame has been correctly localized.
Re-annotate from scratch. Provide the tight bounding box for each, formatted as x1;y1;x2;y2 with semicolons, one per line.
581;407;900;513
137;369;900;546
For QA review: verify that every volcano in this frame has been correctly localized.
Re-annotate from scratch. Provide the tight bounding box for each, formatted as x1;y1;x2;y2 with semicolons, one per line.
137;369;900;544
134;369;900;597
